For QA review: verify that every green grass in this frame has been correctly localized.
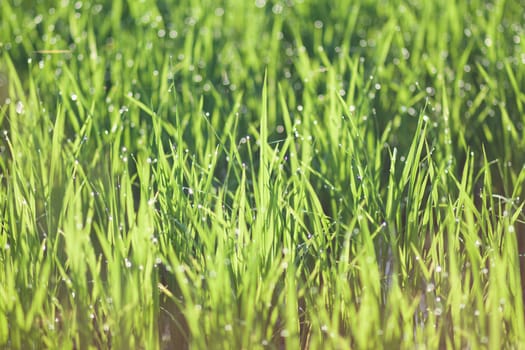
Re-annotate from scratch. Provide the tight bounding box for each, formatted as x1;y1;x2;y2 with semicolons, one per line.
1;0;525;348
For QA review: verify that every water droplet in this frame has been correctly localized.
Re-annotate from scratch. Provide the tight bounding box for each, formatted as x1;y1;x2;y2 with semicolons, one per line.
15;101;24;114
255;0;266;8
272;3;283;14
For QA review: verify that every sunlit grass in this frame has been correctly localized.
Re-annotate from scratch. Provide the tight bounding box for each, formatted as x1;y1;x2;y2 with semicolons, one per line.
1;0;525;349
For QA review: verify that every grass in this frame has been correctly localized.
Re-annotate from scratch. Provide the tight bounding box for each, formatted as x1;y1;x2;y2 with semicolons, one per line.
1;0;525;348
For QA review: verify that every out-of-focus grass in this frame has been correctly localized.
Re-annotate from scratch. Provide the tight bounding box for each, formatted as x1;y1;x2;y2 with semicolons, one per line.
0;0;524;348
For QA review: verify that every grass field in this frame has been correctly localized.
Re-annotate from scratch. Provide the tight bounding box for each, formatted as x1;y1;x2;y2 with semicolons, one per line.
1;0;525;348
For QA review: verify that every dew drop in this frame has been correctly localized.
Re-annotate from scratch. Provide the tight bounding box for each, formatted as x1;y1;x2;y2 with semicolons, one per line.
15;101;24;114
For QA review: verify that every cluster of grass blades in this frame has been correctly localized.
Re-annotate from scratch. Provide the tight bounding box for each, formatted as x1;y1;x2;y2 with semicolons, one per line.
1;0;525;348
